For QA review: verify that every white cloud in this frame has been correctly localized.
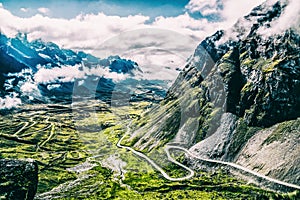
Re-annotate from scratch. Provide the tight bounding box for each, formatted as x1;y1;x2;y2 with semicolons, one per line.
1;0;297;109
92;28;198;82
150;12;231;42
201;8;219;16
186;0;266;28
20;8;28;13
0;1;263;57
34;64;128;84
0;6;151;51
185;0;300;41
37;7;50;15
258;0;300;36
126;48;185;81
20;82;38;93
185;0;221;14
152;13;209;39
0;93;21;109
34;65;85;84
221;0;266;26
0;4;207;79
0;1;279;87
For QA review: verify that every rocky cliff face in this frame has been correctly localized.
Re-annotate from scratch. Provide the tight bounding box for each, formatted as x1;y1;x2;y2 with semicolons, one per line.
0;159;38;200
235;118;300;185
125;0;300;184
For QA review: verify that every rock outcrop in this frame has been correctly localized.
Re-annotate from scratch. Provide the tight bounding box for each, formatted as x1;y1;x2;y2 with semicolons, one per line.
236;118;300;185
125;0;300;185
0;159;38;200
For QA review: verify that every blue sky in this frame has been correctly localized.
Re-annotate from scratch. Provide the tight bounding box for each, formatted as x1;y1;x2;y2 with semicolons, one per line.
0;0;190;19
0;0;299;110
0;0;268;59
0;0;270;68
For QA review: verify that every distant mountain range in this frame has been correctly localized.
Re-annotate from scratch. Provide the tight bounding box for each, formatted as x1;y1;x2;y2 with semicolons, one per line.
0;0;299;198
0;32;169;108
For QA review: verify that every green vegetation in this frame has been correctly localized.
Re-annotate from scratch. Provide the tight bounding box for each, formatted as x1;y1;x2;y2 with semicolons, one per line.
0;102;298;199
263;119;300;145
119;169;297;200
240;55;286;75
0;105;90;193
42;164;299;200
227;119;261;161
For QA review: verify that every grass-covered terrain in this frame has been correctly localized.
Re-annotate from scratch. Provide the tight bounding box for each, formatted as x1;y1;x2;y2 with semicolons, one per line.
0;101;298;199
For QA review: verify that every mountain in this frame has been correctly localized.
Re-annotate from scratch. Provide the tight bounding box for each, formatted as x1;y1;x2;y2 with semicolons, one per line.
1;0;300;198
123;0;300;185
0;33;169;108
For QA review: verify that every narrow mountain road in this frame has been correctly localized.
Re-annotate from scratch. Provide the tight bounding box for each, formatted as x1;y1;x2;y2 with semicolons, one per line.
116;122;194;181
165;145;300;190
14;122;30;136
117;121;300;191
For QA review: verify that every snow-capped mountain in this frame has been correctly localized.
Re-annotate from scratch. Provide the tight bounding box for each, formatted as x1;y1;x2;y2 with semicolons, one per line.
0;33;169;108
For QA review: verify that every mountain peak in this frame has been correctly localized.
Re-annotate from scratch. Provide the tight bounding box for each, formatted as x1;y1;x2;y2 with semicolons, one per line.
126;0;300;169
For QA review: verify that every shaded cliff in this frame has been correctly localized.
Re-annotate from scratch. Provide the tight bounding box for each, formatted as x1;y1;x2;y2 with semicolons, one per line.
124;0;300;184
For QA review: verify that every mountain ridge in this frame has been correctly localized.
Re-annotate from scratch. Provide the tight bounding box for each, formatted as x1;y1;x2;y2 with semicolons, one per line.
0;32;171;108
124;0;300;185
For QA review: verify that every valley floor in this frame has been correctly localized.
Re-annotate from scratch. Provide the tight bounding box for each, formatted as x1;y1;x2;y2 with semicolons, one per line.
0;101;299;199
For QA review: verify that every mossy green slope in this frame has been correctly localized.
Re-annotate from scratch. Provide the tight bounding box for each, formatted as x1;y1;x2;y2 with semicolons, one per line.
1;102;297;199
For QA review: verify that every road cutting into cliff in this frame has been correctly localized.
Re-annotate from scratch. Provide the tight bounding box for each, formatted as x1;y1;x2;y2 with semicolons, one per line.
117;121;300;192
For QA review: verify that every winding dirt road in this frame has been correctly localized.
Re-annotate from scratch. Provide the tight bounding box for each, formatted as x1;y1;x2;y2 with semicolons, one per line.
116;124;194;181
117;121;300;191
165;145;300;190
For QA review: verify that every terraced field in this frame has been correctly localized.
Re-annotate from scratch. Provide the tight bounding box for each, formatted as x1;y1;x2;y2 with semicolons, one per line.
0;102;298;199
